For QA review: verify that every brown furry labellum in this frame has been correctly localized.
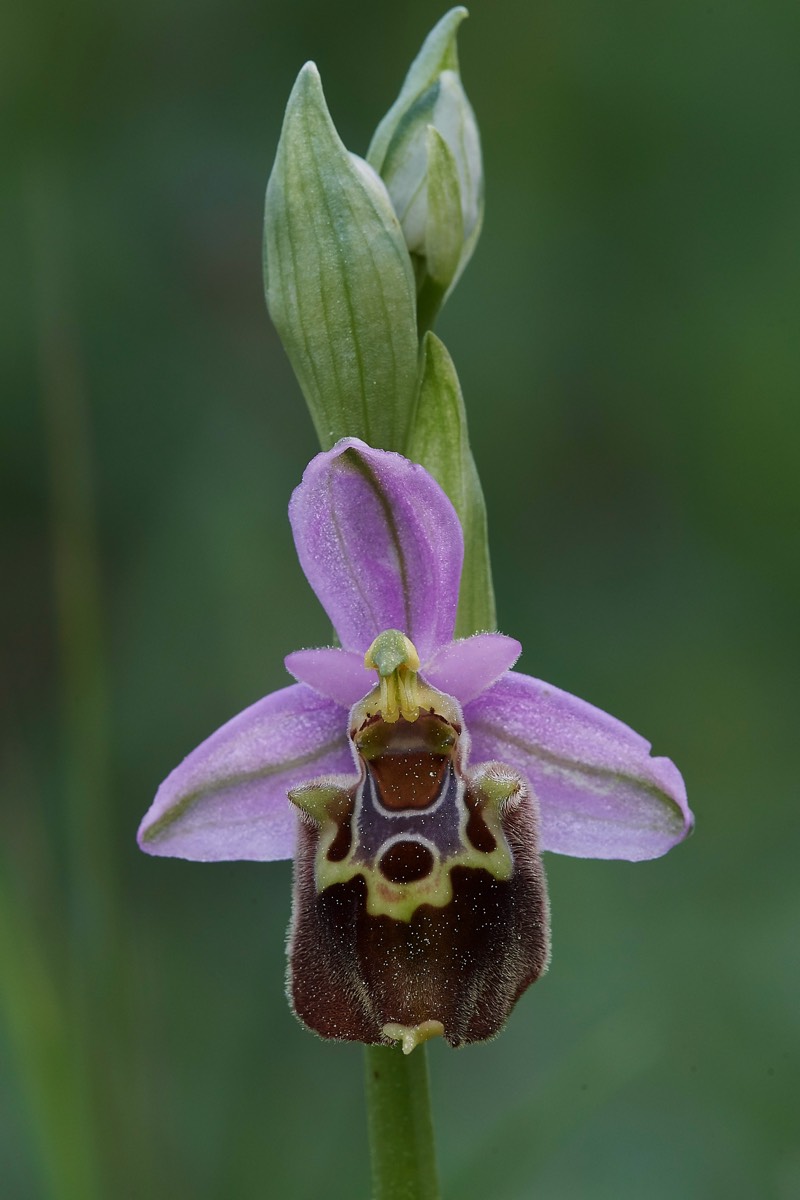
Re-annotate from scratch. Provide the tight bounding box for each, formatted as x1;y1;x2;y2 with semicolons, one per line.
287;637;550;1051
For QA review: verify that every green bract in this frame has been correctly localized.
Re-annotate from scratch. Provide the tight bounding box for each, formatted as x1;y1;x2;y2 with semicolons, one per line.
408;333;495;637
264;63;419;451
367;8;483;330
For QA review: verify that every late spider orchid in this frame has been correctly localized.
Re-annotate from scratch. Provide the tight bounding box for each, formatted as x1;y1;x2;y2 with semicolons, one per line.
138;438;692;1049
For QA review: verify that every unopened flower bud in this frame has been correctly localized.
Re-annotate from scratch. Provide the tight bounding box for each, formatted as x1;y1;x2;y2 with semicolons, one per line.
367;8;483;326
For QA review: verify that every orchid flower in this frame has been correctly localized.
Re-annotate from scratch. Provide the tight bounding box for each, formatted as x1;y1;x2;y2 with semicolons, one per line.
138;438;692;1050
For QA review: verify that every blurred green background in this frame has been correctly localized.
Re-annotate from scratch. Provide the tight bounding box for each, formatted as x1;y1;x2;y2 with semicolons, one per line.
2;1;798;1197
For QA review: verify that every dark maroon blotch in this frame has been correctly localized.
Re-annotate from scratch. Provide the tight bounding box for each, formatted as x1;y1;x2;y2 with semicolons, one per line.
464;791;497;853
379;840;435;884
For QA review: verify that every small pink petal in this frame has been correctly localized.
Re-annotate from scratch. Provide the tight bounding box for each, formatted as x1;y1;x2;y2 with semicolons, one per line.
285;647;374;708
424;633;522;704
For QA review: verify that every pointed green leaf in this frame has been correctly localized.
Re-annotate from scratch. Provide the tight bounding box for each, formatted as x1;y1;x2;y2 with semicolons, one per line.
408;333;496;636
264;63;419;451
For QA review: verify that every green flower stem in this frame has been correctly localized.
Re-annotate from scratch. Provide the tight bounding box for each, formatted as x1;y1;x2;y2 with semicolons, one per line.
365;1044;441;1200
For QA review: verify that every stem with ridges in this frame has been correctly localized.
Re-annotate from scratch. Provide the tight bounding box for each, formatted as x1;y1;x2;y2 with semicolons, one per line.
365;1044;441;1200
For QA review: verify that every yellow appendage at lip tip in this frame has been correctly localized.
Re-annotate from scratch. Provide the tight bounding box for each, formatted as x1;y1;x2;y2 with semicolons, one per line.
382;1019;445;1055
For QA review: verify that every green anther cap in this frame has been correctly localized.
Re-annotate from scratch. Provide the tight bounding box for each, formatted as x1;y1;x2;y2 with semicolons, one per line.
364;629;421;677
363;630;422;724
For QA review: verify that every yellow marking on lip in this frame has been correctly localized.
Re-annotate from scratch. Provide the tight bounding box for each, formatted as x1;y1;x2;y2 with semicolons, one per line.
313;789;515;921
